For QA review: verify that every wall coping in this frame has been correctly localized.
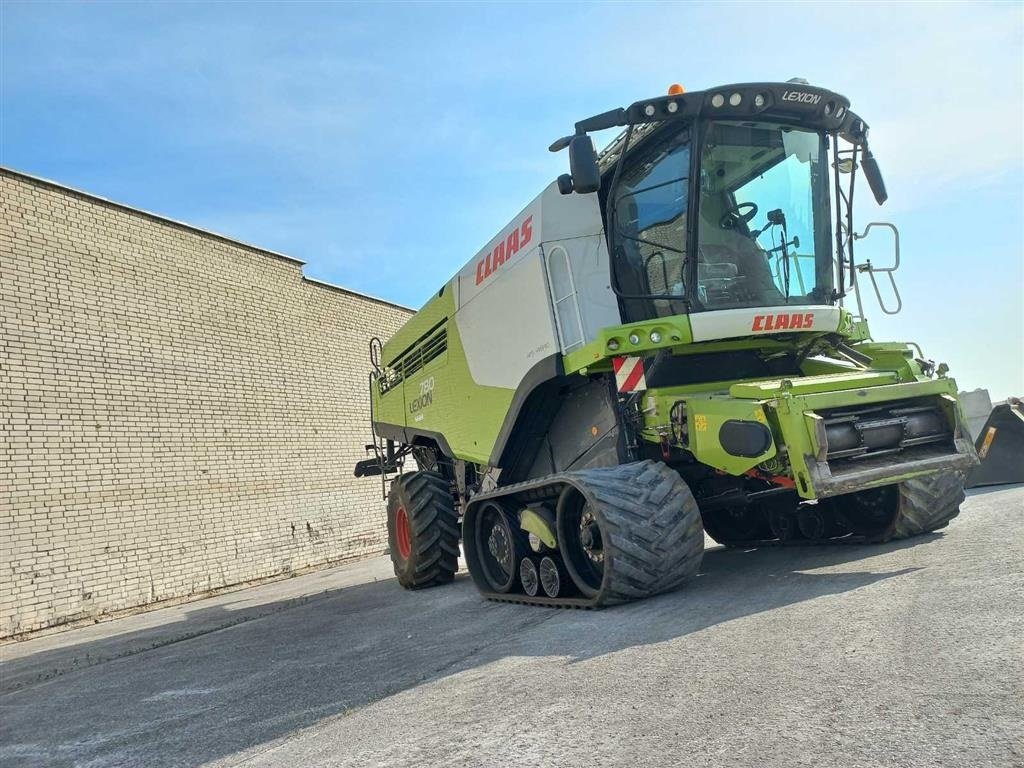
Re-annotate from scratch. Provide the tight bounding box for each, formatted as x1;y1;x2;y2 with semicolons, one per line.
1;165;414;313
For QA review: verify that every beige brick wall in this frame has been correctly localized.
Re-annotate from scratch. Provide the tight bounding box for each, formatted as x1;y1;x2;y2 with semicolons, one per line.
0;168;413;638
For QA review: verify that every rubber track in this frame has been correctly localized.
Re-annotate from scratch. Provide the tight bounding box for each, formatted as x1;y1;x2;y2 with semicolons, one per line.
389;471;461;589
467;461;704;609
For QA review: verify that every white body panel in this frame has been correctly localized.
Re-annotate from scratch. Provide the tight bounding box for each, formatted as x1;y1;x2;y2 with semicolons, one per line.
456;249;559;388
689;305;842;342
545;234;620;353
455;183;617;388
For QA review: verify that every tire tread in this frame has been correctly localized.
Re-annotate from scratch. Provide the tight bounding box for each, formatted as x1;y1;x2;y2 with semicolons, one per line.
571;461;704;606
388;470;460;589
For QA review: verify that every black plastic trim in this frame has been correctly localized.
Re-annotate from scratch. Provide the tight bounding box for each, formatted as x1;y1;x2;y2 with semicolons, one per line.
719;419;773;458
373;422;456;460
489;354;565;466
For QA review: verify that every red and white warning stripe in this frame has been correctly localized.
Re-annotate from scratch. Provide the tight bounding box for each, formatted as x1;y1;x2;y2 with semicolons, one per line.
613;355;646;393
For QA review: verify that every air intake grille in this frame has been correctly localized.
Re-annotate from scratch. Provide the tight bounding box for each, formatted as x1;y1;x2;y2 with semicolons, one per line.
378;321;448;394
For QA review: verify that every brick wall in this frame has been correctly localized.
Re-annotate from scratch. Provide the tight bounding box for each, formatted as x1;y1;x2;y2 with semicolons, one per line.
0;168;413;638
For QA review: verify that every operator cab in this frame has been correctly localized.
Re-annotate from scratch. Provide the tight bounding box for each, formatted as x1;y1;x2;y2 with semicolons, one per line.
553;81;886;326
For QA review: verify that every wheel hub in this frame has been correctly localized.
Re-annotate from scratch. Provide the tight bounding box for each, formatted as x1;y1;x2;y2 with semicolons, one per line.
395;505;412;560
488;524;512;571
579;512;604;564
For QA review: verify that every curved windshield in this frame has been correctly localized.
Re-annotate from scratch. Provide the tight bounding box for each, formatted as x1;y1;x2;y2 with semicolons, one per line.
696;122;832;310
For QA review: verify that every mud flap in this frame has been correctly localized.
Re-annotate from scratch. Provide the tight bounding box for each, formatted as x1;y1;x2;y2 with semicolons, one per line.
967;401;1024;487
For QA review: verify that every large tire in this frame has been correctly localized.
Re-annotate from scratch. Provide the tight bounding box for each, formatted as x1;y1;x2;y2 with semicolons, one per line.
387;471;460;589
839;470;965;542
890;470;966;539
557;461;705;606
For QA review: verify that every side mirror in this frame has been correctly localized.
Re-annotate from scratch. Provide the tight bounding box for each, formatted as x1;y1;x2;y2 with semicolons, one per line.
861;148;888;205
569;135;601;194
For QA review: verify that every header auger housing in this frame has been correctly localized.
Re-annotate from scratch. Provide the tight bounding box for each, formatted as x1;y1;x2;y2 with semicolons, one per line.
355;81;979;608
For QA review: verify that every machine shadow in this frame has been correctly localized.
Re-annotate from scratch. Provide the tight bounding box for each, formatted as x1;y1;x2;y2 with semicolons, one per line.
0;532;940;768
490;537;930;667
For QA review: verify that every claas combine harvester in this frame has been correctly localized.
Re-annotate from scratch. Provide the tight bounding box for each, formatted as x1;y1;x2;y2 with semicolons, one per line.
354;80;979;608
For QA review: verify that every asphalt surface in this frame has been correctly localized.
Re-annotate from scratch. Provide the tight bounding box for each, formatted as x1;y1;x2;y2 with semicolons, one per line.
1;484;1022;768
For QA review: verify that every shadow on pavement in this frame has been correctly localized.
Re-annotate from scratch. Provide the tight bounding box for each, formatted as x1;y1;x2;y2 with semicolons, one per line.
0;533;939;768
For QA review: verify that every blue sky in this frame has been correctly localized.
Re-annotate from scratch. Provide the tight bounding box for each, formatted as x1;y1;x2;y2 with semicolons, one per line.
2;1;1022;399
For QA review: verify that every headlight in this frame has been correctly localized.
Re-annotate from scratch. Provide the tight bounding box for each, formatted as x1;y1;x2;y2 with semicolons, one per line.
650;330;663;344
711;93;725;108
628;333;641;345
607;338;620;351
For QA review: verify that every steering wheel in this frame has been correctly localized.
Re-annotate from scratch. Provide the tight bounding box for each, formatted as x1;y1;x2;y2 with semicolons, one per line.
719;202;758;230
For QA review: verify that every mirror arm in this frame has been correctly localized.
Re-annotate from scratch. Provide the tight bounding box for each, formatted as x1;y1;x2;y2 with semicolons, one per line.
574;108;628;135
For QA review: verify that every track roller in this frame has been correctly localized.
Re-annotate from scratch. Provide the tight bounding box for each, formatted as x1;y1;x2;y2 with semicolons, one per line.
539;556;566;598
519;558;539;597
768;505;803;541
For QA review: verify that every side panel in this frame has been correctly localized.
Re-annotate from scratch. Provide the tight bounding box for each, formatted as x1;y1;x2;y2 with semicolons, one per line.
373;313;519;466
402;319;516;465
456;250;559;389
538;184;618;351
545;234;620;353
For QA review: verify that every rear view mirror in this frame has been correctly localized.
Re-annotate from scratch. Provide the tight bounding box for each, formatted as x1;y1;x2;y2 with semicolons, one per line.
569;135;601;194
861;148;888;205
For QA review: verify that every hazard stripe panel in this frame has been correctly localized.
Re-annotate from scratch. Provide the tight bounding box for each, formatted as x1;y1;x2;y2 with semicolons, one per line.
613;355;647;393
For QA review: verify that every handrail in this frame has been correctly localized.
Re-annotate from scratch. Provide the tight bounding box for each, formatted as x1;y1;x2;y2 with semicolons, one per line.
853;222;902;315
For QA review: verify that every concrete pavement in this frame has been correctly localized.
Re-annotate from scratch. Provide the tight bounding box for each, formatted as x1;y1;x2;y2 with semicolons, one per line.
2;485;1022;767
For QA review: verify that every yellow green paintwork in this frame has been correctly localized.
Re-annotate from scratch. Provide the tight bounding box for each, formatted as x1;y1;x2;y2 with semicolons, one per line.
519;508;557;548
563;315;695;374
564;308;861;376
646;389;777;474
373;295;963;500
641;369;963;499
728;370;899;398
373;280;518;465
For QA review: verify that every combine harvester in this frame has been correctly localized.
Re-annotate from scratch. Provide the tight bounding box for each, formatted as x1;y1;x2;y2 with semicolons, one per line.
355;80;980;607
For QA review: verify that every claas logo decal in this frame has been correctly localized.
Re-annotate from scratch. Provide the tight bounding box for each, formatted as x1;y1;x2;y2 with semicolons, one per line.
475;215;534;286
751;313;815;332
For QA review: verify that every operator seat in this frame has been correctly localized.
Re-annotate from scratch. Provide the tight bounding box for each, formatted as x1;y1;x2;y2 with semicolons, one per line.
698;226;783;307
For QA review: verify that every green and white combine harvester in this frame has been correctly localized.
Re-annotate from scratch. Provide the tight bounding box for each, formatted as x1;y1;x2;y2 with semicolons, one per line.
354;80;979;608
